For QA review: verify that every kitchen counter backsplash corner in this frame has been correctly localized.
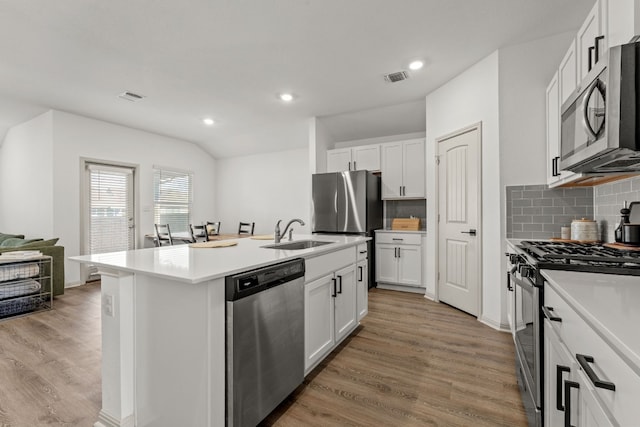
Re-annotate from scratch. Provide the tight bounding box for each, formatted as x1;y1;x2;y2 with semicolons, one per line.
506;184;593;240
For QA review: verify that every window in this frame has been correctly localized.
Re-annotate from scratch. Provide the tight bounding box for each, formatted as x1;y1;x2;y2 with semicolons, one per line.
153;167;193;233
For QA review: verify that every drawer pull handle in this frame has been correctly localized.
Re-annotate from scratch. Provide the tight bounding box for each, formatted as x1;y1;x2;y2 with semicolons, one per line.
576;354;616;391
556;365;570;411
542;306;562;322
359;250;367;254
564;380;579;427
392;238;404;241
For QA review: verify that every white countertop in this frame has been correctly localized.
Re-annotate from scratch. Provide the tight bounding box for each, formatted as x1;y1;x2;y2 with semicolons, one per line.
541;270;640;375
70;234;369;284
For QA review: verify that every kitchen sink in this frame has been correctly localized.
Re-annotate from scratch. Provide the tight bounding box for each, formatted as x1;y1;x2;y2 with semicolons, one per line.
262;240;334;250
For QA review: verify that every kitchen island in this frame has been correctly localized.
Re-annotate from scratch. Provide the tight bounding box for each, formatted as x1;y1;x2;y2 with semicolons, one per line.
70;234;369;427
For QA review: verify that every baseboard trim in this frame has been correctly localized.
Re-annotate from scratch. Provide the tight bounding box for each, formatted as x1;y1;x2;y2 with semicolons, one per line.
376;283;426;294
479;315;510;332
94;411;134;427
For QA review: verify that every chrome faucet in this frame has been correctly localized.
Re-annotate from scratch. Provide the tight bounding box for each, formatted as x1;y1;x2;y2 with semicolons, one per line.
275;218;305;243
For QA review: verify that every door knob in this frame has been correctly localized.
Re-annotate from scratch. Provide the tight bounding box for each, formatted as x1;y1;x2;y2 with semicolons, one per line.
461;229;476;236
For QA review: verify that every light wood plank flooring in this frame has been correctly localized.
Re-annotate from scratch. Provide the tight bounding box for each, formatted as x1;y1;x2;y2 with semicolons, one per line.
263;288;527;426
0;284;526;426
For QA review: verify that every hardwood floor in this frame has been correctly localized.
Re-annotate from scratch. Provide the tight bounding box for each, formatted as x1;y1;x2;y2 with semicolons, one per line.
0;284;526;426
263;288;527;427
0;282;101;427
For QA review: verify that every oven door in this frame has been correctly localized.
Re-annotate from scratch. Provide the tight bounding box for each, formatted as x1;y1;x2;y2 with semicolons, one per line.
510;268;542;426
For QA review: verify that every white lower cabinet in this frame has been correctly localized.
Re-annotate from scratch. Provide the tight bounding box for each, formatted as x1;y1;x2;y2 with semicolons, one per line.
356;258;368;321
544;319;575;427
304;274;335;371
544;282;637;426
375;232;425;288
304;246;365;374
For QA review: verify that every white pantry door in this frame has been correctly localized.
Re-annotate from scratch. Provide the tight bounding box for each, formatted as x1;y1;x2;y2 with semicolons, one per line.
437;124;481;316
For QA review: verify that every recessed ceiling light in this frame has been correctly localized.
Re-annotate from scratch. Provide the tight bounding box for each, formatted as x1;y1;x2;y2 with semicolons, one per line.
279;93;294;102
409;60;424;71
202;118;215;126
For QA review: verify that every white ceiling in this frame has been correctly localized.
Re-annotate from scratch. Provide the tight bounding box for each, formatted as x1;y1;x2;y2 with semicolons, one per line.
0;0;592;159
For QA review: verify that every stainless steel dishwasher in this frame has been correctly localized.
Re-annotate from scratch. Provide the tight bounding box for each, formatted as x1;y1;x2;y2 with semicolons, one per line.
225;258;305;427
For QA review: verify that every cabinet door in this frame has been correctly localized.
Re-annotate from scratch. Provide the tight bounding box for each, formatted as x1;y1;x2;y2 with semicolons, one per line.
577;1;603;82
334;265;357;343
546;72;561;186
402;139;426;198
559;40;577;105
380;142;403;199
376;244;398;283
304;274;335;372
397;245;422;286
575;369;616;427
607;0;634;48
544;320;575;427
327;148;352;173
356;259;368;321
352;145;380;171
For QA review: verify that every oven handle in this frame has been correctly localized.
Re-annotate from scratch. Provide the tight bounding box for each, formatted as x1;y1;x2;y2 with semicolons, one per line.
542;306;562;322
509;272;536;292
576;354;616;391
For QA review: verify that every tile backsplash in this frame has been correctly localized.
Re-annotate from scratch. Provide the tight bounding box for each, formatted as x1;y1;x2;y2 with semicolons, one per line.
594;176;640;242
384;200;426;229
506;184;594;240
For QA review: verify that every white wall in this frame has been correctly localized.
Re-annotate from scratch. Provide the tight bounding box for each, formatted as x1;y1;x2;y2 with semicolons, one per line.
215;147;310;236
0;111;54;238
49;110;216;285
497;31;575;326
425;52;502;327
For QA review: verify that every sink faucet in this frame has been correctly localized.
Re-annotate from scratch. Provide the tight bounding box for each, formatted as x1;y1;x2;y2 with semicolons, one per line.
275;218;305;243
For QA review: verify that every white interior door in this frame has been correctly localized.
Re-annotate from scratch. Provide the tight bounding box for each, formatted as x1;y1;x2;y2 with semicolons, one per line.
82;161;136;282
437;124;481;316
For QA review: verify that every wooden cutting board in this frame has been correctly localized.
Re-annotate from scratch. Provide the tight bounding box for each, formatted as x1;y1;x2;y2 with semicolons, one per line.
603;242;640;251
250;235;274;240
391;218;421;231
190;240;238;248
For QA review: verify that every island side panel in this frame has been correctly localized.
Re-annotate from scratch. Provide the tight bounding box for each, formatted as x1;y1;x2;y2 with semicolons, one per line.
96;270;136;427
134;275;226;426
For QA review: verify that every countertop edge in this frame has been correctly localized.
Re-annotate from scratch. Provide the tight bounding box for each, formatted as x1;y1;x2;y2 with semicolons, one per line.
69;237;369;284
541;270;640;378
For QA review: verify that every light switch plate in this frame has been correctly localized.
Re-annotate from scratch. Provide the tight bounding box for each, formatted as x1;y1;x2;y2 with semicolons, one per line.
103;294;114;317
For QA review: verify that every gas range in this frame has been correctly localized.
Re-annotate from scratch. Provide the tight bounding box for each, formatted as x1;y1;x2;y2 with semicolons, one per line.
515;240;640;276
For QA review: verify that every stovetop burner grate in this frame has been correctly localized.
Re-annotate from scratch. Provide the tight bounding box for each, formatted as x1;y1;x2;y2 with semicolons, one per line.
516;241;640;275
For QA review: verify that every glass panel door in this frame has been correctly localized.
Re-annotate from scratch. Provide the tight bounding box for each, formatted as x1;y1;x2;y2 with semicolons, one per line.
83;162;135;281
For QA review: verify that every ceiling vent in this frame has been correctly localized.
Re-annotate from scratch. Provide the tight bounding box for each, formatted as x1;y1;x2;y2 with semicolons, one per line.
118;91;146;102
384;71;409;83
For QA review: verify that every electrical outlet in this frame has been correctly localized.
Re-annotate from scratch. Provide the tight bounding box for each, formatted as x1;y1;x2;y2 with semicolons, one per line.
103;294;114;317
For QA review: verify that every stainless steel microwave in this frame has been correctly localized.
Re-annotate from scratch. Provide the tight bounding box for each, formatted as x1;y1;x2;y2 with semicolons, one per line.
560;40;640;173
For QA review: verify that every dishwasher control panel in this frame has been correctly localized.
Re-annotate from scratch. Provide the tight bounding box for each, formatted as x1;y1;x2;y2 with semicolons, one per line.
225;258;305;301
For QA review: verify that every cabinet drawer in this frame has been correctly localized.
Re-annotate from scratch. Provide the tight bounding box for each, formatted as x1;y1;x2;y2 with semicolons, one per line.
376;233;421;245
545;284;640;425
356;243;367;261
305;248;356;283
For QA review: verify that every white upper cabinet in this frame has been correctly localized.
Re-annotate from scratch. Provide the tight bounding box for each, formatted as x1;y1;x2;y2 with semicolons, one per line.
559;40;577;105
380;138;425;200
607;0;635;48
576;0;607;83
326;144;380;173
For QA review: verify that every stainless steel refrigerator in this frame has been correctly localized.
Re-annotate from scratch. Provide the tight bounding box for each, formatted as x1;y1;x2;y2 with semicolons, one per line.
312;170;382;287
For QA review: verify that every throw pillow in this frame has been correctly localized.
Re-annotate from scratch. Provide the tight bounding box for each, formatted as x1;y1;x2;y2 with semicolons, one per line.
19;238;59;248
0;238;43;247
0;233;25;244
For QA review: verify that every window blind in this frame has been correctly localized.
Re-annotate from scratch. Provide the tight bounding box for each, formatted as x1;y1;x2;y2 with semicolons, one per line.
87;163;135;255
153;167;193;233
